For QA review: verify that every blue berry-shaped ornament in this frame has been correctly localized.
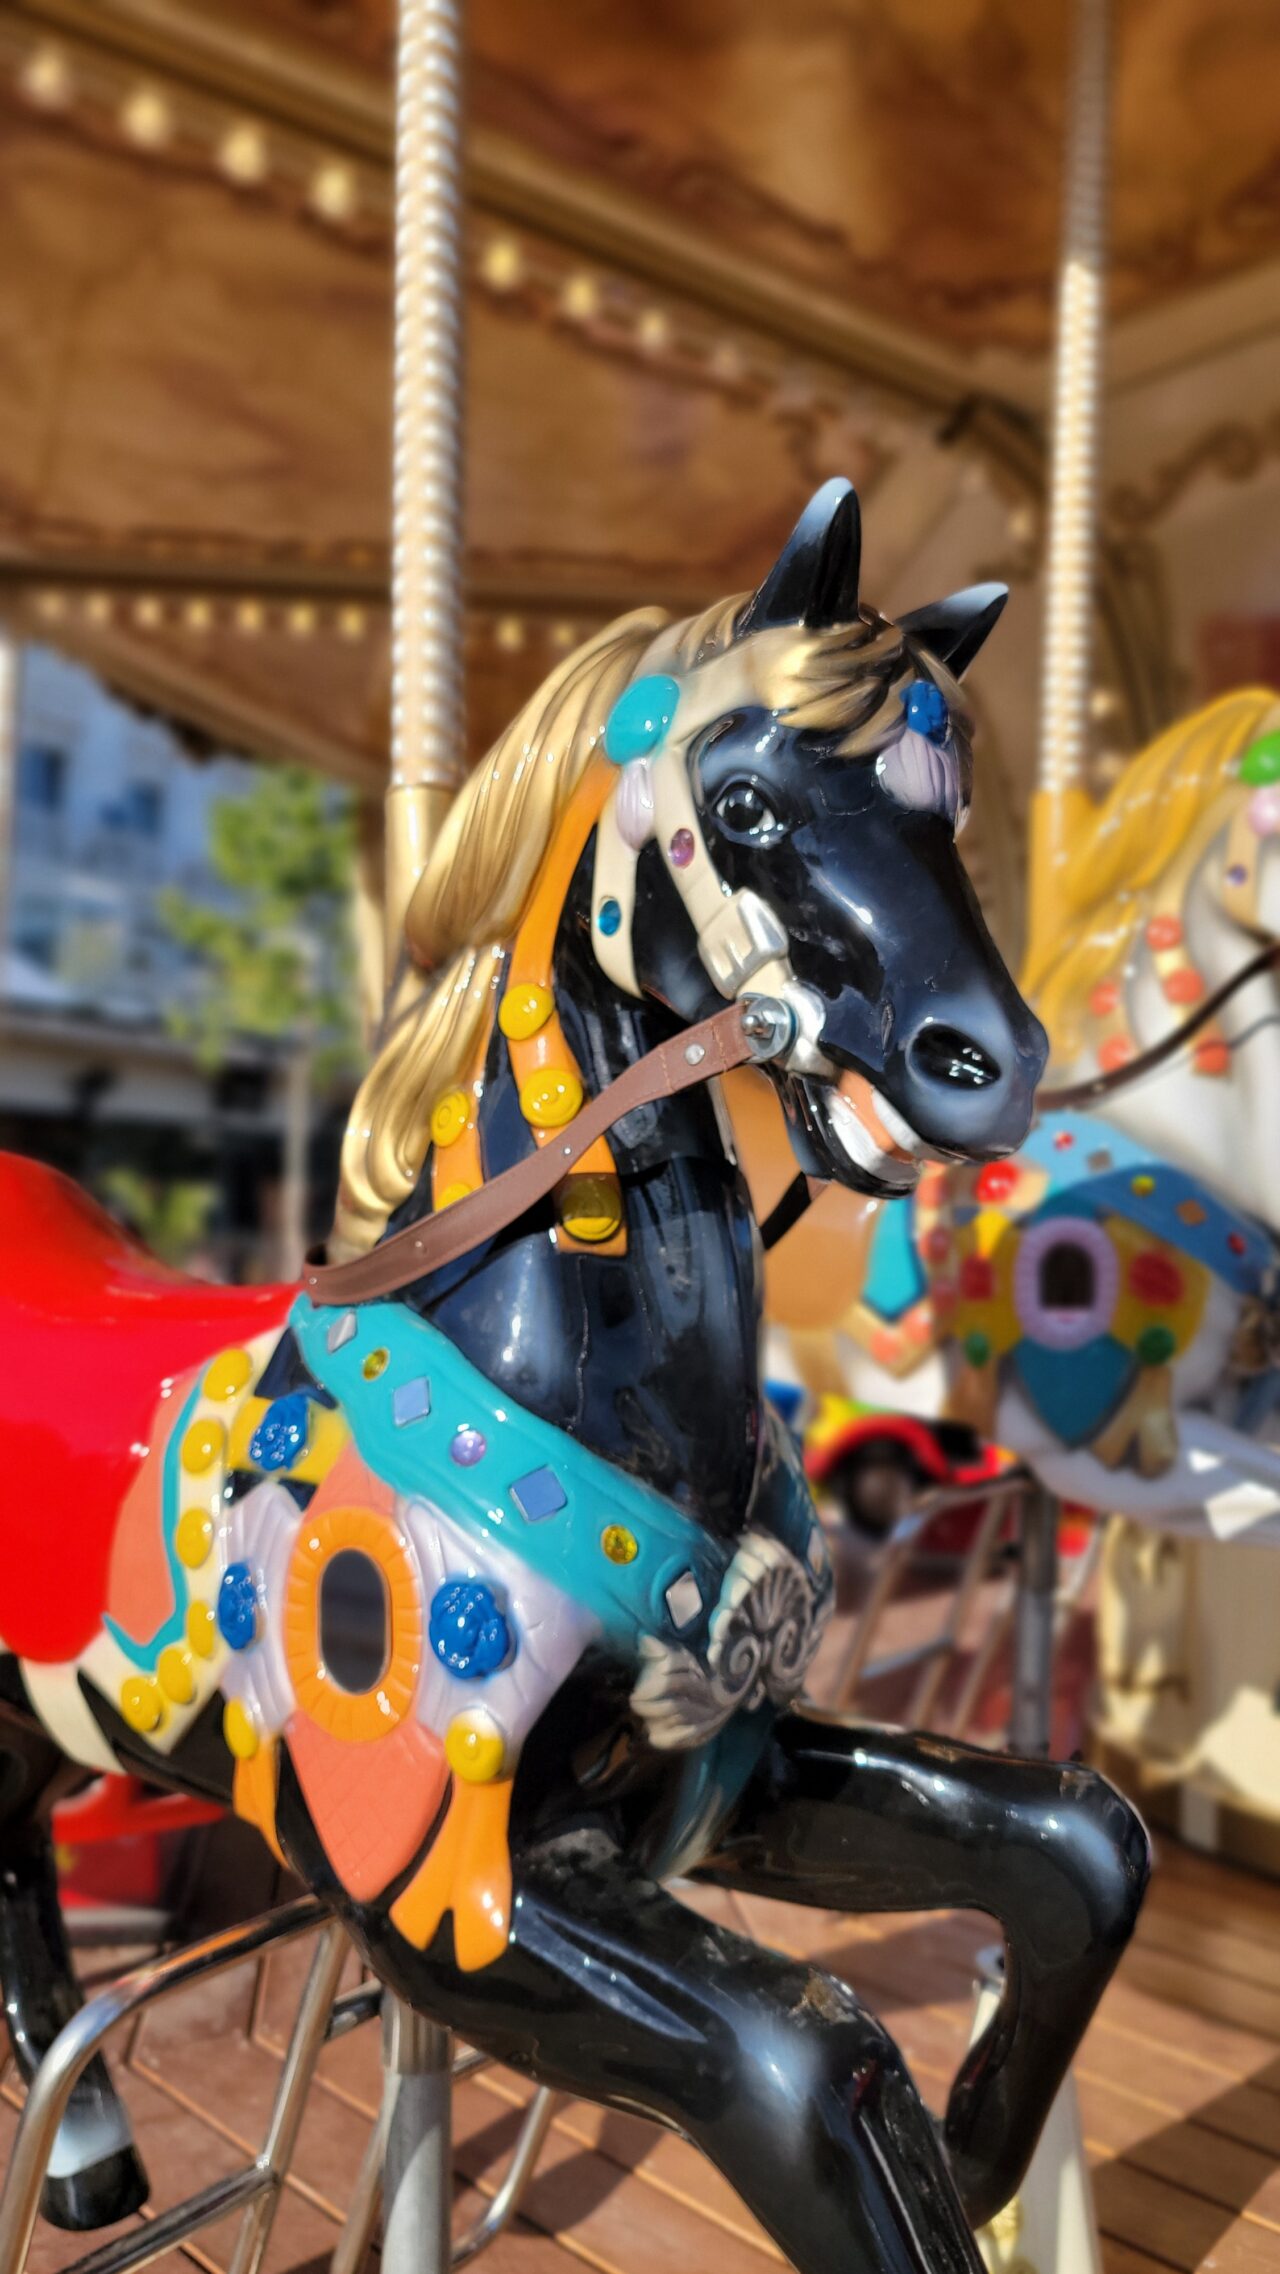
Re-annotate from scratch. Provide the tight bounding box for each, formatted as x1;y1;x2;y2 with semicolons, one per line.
429;1578;512;1680
902;679;950;744
248;1392;311;1472
217;1560;260;1651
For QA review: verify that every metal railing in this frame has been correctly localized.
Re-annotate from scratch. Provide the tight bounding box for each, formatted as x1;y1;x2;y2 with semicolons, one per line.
826;1472;1101;1748
0;1899;556;2274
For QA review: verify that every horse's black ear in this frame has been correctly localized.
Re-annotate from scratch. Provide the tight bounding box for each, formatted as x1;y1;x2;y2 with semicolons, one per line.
898;584;1008;679
738;478;862;635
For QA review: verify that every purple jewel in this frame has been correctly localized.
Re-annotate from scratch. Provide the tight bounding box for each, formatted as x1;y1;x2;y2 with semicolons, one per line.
450;1425;487;1467
1227;862;1248;886
669;827;695;868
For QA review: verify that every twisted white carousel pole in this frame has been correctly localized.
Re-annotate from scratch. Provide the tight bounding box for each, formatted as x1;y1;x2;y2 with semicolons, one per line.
1027;0;1111;975
370;7;465;2268
385;0;467;983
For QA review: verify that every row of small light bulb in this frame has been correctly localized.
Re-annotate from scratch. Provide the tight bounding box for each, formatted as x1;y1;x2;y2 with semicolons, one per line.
16;41;365;227
29;587;582;655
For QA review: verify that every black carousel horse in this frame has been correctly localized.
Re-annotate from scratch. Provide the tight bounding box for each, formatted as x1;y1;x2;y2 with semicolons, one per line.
0;480;1148;2270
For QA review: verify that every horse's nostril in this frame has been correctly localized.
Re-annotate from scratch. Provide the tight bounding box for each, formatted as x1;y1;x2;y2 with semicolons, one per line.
910;1024;1002;1089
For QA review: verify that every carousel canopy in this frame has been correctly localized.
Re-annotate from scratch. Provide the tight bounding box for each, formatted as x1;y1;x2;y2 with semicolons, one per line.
2;0;1280;945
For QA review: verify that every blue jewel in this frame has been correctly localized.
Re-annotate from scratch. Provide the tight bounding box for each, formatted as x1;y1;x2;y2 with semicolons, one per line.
596;898;622;938
217;1561;260;1651
392;1375;431;1427
510;1465;567;1522
249;1391;311;1472
604;673;680;764
429;1578;512;1680
902;679;950;745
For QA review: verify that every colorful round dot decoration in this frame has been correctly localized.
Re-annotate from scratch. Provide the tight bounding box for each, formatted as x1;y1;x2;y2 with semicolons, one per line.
430;1088;470;1148
363;1346;390;1380
223;1699;259;1761
429;1578;512;1680
558;1172;623;1244
445;1710;505;1784
520;1068;584;1128
596;897;622;938
449;1425;488;1467
120;1675;164;1734
963;1330;991;1367
187;1601;218;1659
204;1346;254;1401
1248;784;1280;837
182;1419;225;1475
604;673;680;764
157;1643;195;1705
1137;1324;1176;1367
1239;730;1280;787
902;679;950;745
438;1180;475;1209
175;1507;214;1569
601;1524;639;1564
217;1560;260;1651
668;827;695;868
498;982;553;1040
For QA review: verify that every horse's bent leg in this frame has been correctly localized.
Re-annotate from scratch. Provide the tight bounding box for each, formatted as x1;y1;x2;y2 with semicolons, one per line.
692;1711;1150;2228
378;1835;983;2274
0;1733;148;2231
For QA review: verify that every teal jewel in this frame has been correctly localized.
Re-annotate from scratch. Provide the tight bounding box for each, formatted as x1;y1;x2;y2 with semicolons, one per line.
597;897;622;937
1240;730;1280;787
604;673;680;764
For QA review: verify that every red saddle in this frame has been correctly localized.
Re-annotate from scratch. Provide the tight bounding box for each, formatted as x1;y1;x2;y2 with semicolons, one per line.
0;1154;295;1663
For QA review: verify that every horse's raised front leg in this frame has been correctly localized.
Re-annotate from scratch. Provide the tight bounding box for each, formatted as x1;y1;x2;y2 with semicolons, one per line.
371;1832;983;2274
0;1726;148;2231
692;1709;1151;2229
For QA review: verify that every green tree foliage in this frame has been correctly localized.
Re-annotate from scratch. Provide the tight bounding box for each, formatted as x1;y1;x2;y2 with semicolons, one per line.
99;1167;215;1266
159;764;358;1077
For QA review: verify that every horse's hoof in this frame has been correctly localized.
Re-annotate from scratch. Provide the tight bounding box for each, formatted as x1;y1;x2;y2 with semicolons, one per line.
40;2145;149;2233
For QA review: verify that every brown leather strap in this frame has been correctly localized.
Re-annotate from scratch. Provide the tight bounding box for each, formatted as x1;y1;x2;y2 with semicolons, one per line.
306;999;766;1305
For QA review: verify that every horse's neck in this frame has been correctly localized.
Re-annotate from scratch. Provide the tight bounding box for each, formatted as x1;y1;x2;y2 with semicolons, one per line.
402;863;765;1538
1093;826;1280;1235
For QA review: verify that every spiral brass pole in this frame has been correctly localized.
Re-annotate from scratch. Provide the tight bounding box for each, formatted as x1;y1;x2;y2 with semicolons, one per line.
1026;0;1111;975
385;0;467;983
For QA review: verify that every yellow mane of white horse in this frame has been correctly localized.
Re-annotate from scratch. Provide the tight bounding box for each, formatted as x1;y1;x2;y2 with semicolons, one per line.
1021;687;1279;1070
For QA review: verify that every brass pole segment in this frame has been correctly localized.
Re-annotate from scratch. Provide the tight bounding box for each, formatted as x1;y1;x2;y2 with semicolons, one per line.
1028;0;1111;973
387;0;467;983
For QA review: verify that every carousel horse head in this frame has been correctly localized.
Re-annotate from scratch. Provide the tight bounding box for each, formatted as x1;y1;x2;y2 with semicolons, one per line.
1023;685;1280;1233
338;478;1046;1255
591;477;1047;1196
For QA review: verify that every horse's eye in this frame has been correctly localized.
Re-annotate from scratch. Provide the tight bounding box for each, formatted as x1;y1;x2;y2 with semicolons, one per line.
714;781;779;839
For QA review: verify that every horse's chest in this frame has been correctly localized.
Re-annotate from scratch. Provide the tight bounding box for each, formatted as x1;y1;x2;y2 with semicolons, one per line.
421;1156;761;1538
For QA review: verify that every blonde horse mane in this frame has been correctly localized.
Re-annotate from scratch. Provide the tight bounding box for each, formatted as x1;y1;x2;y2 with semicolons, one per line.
1021;687;1280;1069
334;595;745;1257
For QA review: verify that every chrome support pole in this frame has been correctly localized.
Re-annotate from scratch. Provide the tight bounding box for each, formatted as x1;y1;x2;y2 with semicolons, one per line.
228;1919;350;2274
1009;1485;1060;1757
379;1996;453;2274
0;1898;323;2274
452;2088;555;2266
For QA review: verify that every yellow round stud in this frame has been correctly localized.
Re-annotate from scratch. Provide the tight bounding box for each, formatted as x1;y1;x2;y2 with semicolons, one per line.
601;1524;639;1565
429;1089;470;1148
445;1710;505;1785
1131;1173;1155;1196
175;1507;214;1569
181;1418;225;1475
157;1643;195;1706
203;1347;254;1401
499;982;554;1041
438;1180;475;1210
224;1699;259;1761
362;1347;390;1380
558;1174;623;1244
120;1676;164;1734
187;1601;218;1659
519;1068;584;1130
